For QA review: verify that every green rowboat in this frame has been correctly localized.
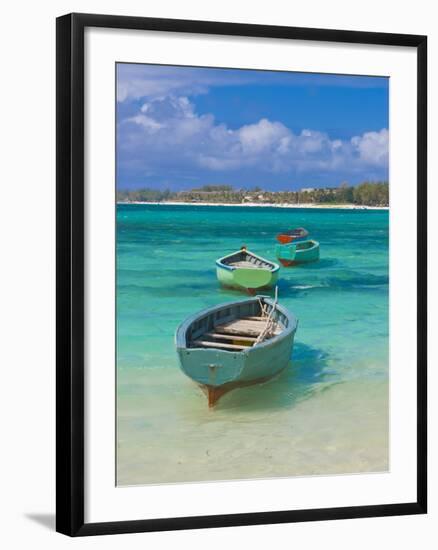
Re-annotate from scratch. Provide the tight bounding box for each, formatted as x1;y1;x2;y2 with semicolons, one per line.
275;239;320;266
175;296;298;406
216;247;280;292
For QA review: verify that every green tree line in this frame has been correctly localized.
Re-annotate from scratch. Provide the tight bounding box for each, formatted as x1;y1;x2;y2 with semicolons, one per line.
117;181;389;207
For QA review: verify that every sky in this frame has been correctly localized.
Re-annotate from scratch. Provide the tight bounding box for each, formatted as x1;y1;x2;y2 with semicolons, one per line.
116;63;389;191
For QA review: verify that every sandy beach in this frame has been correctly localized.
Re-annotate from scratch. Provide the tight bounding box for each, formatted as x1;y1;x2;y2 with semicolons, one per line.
118;201;388;210
117;375;388;485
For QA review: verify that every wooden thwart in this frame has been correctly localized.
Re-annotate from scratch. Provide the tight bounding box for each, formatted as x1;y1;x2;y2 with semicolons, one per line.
204;332;257;342
192;312;279;351
193;340;245;350
242;316;267;321
215;322;263;337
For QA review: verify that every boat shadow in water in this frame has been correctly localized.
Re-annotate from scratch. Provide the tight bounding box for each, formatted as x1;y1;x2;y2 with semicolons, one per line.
213;342;336;412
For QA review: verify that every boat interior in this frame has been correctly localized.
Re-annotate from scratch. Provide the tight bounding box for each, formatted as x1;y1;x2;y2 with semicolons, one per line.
295;239;316;250
187;300;286;352
220;250;274;270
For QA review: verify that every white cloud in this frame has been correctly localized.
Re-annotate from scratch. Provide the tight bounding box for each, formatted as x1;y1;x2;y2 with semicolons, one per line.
128;114;164;132
118;94;388;178
351;128;389;166
238;119;290;155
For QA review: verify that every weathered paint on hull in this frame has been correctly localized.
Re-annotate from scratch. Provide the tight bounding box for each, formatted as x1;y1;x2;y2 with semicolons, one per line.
216;265;279;291
177;330;295;406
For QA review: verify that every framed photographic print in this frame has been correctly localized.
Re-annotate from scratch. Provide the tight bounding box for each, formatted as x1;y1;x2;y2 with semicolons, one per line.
56;13;427;536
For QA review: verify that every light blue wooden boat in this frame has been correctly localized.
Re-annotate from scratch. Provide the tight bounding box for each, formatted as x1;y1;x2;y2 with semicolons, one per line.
275;239;320;266
175;296;298;406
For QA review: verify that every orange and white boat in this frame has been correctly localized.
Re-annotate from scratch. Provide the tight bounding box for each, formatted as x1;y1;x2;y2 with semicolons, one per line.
276;227;309;244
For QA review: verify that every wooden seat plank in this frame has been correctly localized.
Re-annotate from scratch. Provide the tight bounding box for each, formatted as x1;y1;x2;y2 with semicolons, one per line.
242;316;268;321
204;332;256;342
214;324;262;336
193;340;245;350
213;317;280;338
224;319;266;327
215;326;261;337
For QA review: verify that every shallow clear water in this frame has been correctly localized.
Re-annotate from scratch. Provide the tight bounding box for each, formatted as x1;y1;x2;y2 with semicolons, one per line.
116;204;389;485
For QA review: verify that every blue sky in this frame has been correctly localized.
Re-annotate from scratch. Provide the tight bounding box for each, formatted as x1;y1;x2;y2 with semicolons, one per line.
117;64;389;191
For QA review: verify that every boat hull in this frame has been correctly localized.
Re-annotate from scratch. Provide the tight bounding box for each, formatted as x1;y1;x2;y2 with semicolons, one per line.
215;248;280;292
178;328;294;384
275;240;320;265
216;264;279;291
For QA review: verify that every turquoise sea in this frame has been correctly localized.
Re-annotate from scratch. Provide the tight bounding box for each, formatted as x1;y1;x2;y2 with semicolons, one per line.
116;205;389;485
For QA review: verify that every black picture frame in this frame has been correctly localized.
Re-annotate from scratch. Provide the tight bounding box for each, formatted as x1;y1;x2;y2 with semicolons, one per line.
56;12;427;537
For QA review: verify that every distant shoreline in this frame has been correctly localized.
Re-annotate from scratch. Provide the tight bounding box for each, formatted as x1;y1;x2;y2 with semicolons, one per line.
117;201;389;210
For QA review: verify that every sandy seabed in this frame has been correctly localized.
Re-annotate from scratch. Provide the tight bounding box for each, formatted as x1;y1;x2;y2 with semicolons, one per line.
117;372;388;486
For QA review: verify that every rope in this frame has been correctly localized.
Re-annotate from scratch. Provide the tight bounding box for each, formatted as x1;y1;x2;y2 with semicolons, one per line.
255;286;278;344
